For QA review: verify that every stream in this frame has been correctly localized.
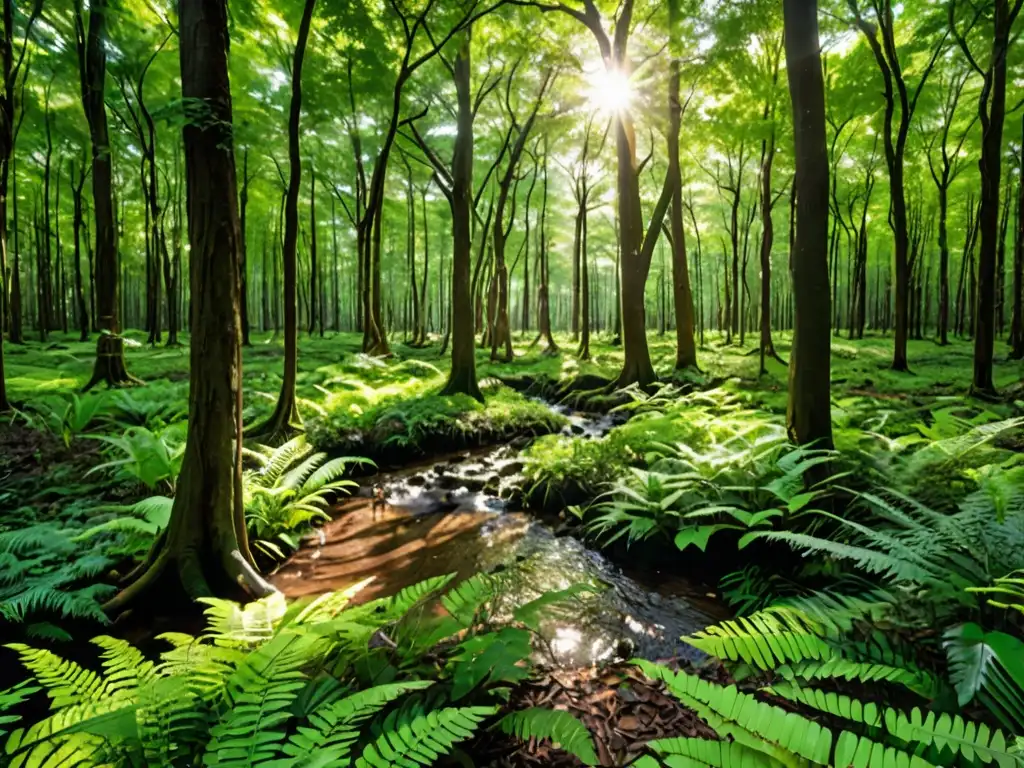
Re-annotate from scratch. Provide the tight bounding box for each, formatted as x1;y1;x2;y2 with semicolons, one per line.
271;404;726;668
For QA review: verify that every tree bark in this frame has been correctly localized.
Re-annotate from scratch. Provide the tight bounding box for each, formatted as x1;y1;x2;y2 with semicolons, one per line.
1011;118;1024;360
249;0;316;438
77;0;139;390
784;0;833;448
667;58;697;371
106;0;275;613
440;29;482;401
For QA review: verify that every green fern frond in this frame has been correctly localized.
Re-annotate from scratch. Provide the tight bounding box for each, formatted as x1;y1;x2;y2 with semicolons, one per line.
777;658;940;699
682;607;833;671
354;704;497;768
637;736;784;767
441;572;495;625
284;680;433;762
496;708;598;766
5;644;106;709
202;630;326;767
769;682;1017;767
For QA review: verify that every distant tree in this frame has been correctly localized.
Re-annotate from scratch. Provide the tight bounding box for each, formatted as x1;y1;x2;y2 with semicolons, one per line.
949;0;1023;394
249;0;317;440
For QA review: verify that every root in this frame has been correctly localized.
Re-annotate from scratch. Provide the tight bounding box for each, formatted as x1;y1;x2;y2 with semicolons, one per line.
82;334;144;392
247;392;303;444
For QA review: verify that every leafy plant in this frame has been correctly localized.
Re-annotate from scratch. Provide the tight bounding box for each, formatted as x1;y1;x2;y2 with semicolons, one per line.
632;658;1018;768
4;574;597;767
243;436;371;559
20;393;110;447
89;425;186;491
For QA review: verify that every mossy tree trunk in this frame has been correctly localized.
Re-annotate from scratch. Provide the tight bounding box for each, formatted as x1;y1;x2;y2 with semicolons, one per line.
248;0;316;440
106;0;274;614
784;0;833;449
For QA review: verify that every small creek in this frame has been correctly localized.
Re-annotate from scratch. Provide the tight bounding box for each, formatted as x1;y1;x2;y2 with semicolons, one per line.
271;404;726;668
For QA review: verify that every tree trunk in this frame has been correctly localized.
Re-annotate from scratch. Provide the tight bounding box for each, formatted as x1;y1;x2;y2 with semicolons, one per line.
440;29;482;401
419;187;430;343
249;0;316;438
239;148;251;345
1010;118;1023;359
667;59;697;370
78;0;139;390
784;0;833;448
106;0;274;613
71;159;89;341
966;0;1019;394
308;161;317;337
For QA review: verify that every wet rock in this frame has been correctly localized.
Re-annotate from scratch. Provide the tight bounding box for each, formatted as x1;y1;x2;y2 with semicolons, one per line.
483;474;501;494
497;461;524;478
461;477;486;492
433;463;447;474
435;473;458;489
406;475;427;487
570;424;585;436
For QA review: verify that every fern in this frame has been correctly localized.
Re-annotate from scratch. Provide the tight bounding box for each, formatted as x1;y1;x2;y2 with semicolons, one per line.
768;682;1018;766
634;661;957;768
496;708;598;765
283;681;433;762
945;623;1024;734
633;737;781;767
682;606;834;671
354;703;497;767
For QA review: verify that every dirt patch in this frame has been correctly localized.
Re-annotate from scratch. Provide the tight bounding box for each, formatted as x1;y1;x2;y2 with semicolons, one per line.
475;662;718;767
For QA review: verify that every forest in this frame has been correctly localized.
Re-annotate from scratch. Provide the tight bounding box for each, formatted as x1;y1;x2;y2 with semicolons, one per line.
0;0;1023;765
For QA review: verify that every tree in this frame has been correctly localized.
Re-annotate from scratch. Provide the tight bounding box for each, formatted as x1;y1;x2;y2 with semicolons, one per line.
949;0;1023;394
847;0;947;372
784;0;833;448
77;0;140;390
106;0;274;612
1011;116;1024;360
441;29;483;401
520;0;674;388
248;0;317;440
666;0;697;371
925;68;975;346
0;0;41;412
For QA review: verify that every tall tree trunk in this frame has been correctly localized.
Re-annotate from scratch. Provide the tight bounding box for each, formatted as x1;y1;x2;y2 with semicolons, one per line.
419;186;429;343
536;136;558;355
667;56;697;370
953;0;1021;393
239;148;251;345
71;159;89;341
440;28;482;401
784;0;833;448
249;0;316;438
1010;118;1024;359
78;0;138;389
107;0;274;612
308;161;317;337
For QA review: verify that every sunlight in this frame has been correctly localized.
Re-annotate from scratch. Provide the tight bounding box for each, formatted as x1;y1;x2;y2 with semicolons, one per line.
585;65;634;114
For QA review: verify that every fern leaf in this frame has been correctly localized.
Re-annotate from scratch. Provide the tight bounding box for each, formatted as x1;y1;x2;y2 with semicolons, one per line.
496;708;598;766
354;704;496;768
645;736;785;767
284;680;433;762
682;607;833;671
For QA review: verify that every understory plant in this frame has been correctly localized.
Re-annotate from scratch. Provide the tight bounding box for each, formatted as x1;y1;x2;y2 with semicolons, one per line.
3;573;599;767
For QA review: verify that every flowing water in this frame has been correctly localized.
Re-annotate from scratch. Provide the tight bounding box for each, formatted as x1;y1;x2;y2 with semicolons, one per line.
272;405;726;668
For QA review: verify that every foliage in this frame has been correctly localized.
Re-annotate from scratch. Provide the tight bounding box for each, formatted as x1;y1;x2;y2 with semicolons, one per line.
88;425;187;491
632;650;1018;768
242;436;370;560
3;575;596;768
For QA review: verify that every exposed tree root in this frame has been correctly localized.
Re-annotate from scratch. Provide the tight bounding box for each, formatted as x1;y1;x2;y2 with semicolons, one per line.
82;334;144;392
247;393;303;444
104;546;276;618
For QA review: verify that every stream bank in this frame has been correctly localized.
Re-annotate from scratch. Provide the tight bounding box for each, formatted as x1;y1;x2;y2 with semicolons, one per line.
272;399;727;669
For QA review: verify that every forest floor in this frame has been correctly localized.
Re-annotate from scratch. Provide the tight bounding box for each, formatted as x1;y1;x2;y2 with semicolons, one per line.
2;329;1023;766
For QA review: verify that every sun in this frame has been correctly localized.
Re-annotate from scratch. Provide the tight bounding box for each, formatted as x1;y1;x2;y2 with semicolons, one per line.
585;65;635;114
